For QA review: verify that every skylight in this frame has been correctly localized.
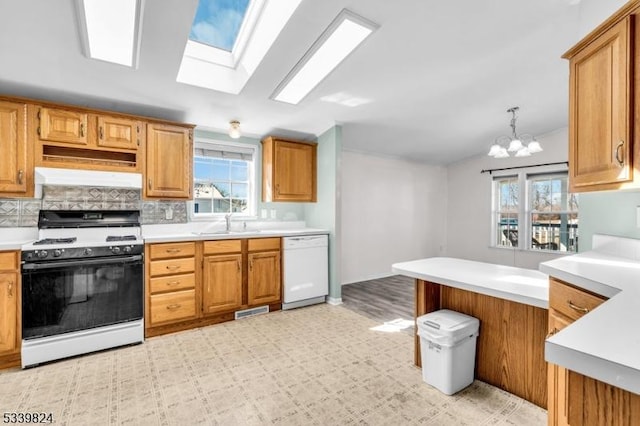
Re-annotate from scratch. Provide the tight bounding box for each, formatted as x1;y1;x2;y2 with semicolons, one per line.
177;0;302;94
189;0;251;52
271;9;378;105
76;0;144;67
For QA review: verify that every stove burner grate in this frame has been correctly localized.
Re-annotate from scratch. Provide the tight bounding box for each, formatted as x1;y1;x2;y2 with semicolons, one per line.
106;235;138;242
33;237;77;245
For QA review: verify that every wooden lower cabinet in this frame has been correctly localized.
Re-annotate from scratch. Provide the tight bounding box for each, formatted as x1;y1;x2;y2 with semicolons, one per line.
548;310;572;426
547;277;640;425
202;254;243;314
248;251;281;306
0;251;20;369
146;242;197;330
146;238;282;337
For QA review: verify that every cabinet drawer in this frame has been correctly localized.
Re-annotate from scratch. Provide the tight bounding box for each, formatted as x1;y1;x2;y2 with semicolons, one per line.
149;242;195;260
549;279;607;321
150;289;196;324
149;258;195;277
149;273;195;294
203;239;241;255
248;237;280;252
0;252;18;270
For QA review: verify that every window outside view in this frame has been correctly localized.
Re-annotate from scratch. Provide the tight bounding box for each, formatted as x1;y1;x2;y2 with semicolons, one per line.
193;156;250;215
493;173;578;252
529;175;578;252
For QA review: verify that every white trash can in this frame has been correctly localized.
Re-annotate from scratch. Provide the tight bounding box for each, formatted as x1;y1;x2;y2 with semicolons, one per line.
417;309;480;395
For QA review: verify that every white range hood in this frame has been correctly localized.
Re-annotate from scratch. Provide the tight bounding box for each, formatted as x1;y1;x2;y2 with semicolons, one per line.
35;167;142;197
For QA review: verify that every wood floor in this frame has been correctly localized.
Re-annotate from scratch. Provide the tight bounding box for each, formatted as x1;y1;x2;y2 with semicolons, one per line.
341;275;414;331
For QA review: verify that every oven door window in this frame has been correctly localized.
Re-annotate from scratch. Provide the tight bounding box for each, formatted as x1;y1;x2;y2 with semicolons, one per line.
22;258;143;339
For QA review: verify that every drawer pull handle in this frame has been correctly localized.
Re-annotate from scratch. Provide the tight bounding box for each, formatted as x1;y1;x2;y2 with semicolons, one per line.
567;300;589;314
8;281;13;297
166;249;181;253
166;304;181;310
80;122;85;137
615;140;625;167
166;265;181;271
99;126;104;139
17;169;24;185
237;260;241;272
166;281;180;286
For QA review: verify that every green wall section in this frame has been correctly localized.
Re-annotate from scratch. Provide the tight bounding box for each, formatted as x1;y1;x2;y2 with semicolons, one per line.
305;126;342;300
578;190;640;251
194;129;305;221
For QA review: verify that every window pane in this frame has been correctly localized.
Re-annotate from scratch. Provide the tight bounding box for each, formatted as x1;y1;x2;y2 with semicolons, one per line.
209;159;229;180
231;161;248;180
531;213;578;252
231;183;247;198
497;179;518;211
193;144;254;217
531;180;551;212
496;213;518;247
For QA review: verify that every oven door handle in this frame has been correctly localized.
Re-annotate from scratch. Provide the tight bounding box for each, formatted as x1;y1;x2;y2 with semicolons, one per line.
22;255;143;270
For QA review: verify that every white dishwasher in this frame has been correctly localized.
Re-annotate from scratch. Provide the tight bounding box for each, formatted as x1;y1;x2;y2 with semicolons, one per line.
282;234;329;310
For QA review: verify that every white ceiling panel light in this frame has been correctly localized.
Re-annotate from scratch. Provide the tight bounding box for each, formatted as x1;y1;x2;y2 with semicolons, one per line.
76;0;144;67
271;9;379;105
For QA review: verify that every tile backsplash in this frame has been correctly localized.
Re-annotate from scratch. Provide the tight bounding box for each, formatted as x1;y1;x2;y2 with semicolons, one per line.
0;185;188;227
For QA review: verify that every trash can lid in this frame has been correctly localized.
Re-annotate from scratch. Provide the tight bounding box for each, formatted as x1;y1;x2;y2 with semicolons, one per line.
417;309;479;342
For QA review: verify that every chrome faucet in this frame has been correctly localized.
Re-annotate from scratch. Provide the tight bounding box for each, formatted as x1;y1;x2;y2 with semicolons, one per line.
225;213;232;231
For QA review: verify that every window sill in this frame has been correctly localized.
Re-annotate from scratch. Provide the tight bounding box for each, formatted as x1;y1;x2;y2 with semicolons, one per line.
489;245;575;255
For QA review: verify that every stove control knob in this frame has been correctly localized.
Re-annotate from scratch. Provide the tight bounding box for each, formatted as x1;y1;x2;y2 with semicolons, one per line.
123;246;132;254
111;246;121;254
37;250;48;259
53;249;63;257
84;248;93;256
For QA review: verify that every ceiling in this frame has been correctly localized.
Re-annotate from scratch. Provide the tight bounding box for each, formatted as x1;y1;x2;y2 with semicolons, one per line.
0;0;622;164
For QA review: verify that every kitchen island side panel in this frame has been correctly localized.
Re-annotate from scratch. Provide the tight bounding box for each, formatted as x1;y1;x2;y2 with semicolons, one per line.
415;279;548;408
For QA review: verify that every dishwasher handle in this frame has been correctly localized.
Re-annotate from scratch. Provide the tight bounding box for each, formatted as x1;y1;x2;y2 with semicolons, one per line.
283;235;328;249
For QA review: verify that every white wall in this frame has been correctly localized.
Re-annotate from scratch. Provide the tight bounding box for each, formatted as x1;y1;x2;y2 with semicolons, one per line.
340;151;447;284
445;128;569;269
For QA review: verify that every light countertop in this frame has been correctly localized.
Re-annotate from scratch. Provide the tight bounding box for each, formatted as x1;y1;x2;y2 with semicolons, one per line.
142;222;329;243
0;223;329;250
0;228;38;251
540;234;640;395
391;257;549;308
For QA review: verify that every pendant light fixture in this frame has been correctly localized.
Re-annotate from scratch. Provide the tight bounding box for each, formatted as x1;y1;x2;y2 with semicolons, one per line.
488;107;542;158
228;120;241;139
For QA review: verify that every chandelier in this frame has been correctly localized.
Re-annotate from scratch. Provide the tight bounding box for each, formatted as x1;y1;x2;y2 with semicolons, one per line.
488;107;542;158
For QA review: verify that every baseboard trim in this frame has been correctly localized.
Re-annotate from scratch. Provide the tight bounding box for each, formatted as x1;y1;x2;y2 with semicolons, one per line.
327;297;343;306
341;272;395;286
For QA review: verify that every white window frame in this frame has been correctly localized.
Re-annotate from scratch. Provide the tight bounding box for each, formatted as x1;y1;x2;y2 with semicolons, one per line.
490;168;577;253
190;138;257;221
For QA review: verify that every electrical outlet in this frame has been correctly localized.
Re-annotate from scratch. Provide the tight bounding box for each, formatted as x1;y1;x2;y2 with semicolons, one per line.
270;209;277;219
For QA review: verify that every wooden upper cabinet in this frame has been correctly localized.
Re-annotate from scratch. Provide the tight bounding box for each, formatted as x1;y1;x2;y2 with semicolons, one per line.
38;107;88;145
145;123;193;199
0;101;28;195
96;115;141;150
565;15;634;191
262;137;317;202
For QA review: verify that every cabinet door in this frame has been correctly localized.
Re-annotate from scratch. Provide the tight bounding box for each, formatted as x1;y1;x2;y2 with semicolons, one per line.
568;17;632;190
202;254;243;314
548;309;572;426
0;101;27;194
97;116;141;150
248;251;281;306
0;272;18;354
38;107;88;145
273;141;316;202
146;123;192;199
